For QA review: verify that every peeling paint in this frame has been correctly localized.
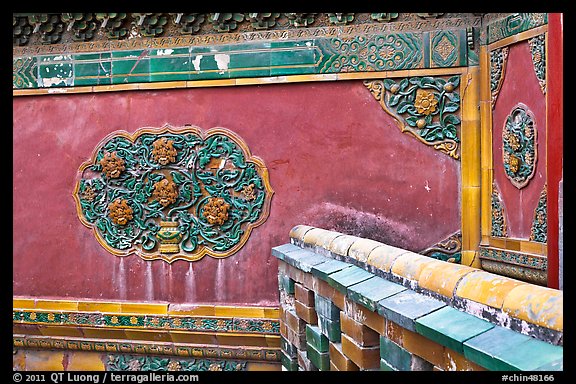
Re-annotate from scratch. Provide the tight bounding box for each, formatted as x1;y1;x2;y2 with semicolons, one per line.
214;54;230;73
191;55;203;71
156;49;174;56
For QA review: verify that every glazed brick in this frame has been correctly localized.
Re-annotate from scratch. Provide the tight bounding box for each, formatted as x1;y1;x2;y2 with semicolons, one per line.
278;273;295;294
415;306;494;354
380;358;396;371
282;248;329;273
295;300;318;325
401;326;445;367
284;308;306;335
326;265;374;294
318;314;341;342
379;336;412;371
281;350;299;371
306;324;329;353
340;311;380;347
329;342;359;371
344;298;386;335
281;335;298;358
295;283;315;306
311;258;350;281
297;349;318;371
307;342;330;371
347;275;406;312
317;279;345;310
377;289;446;332
271;243;301;261
341;333;380;370
462;326;563;371
443;347;486;371
315;293;341;320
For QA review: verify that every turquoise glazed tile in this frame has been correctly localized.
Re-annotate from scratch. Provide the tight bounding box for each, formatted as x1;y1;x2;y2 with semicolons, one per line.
270;39;319;76
74;52;112;86
377;290;445;331
281;350;298;371
463;326;564;371
189;45;230;80
326;265;374;294
380;358;397;371
310;258;350;281
13;56;38;89
281;335;298;358
415;306;494;354
111;50;150;84
278;273;295;294
379;336;412;371
149;47;191;82
347;276;406;312
271;243;301;261
306;324;329;353
38;54;74;87
229;42;271;78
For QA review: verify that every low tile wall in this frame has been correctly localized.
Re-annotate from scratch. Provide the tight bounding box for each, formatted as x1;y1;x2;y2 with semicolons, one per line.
272;225;562;371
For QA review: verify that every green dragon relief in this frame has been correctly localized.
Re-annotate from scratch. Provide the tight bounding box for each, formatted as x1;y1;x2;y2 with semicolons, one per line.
73;125;273;262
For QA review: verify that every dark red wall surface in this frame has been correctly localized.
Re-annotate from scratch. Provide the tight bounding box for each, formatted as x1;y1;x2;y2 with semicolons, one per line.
13;80;460;306
492;41;547;239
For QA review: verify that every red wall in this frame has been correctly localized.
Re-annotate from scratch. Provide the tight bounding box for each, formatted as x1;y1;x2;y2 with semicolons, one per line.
13;80;461;306
492;41;547;239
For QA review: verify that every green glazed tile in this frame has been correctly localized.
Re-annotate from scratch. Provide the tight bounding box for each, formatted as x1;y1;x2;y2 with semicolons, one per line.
317;314;341;342
326;265;374;294
282;249;329;273
111;51;150;84
347;276;406;312
311;259;350;281
306;342;330;371
377;290;445;331
149;49;191;82
228;43;271;79
380;358;397;371
379;336;412;371
281;350;298;371
314;294;341;320
463;326;564;371
281;336;298;358
306;324;329;353
415;306;494;354
271;243;301;261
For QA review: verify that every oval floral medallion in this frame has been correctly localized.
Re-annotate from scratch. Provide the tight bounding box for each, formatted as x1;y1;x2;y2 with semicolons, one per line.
502;103;537;189
73;125;274;262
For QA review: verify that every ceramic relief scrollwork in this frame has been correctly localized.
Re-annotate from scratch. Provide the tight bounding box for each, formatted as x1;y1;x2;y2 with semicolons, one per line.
502;103;537;189
491;181;507;237
73;125;273;263
530;184;547;243
106;354;247;371
364;75;461;159
490;46;509;108
528;33;546;94
421;231;462;263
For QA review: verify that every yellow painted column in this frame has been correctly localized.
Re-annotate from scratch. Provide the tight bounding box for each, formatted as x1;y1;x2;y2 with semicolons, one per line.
479;45;494;244
460;66;482;268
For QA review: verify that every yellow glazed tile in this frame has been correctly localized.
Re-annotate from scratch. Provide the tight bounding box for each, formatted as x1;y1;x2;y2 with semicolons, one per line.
186;79;235;87
123;329;172;342
265;335;281;347
167;305;215;316
488;237;506;249
14;323;43;335
502;285;563;331
390;252;441;281
168;331;218;344
214;306;265;318
215;333;269;347
263;307;280;319
302;227;333;247
35;300;79;311
67;352;106;371
13;297;36;309
288;225;315;242
247;362;282;371
328;234;360;257
520;240;546;255
443;348;486;371
80;327;128;340
366;245;409;273
37;325;85;338
461;186;481;251
455;270;527;308
505;238;521;251
419;262;476;298
77;301;123;313
315;231;344;250
480;169;493;237
348;238;383;263
22;350;65;371
120;302;168;314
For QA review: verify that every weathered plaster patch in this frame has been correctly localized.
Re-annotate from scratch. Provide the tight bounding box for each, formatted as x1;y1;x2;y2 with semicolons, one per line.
156;49;174;56
191;55;203;71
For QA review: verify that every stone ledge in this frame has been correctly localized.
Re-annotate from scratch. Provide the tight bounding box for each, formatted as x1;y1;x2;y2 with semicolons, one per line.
286;225;563;345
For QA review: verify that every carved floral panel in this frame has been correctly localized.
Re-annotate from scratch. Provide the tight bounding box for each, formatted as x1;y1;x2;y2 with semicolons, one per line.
73;125;273;262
